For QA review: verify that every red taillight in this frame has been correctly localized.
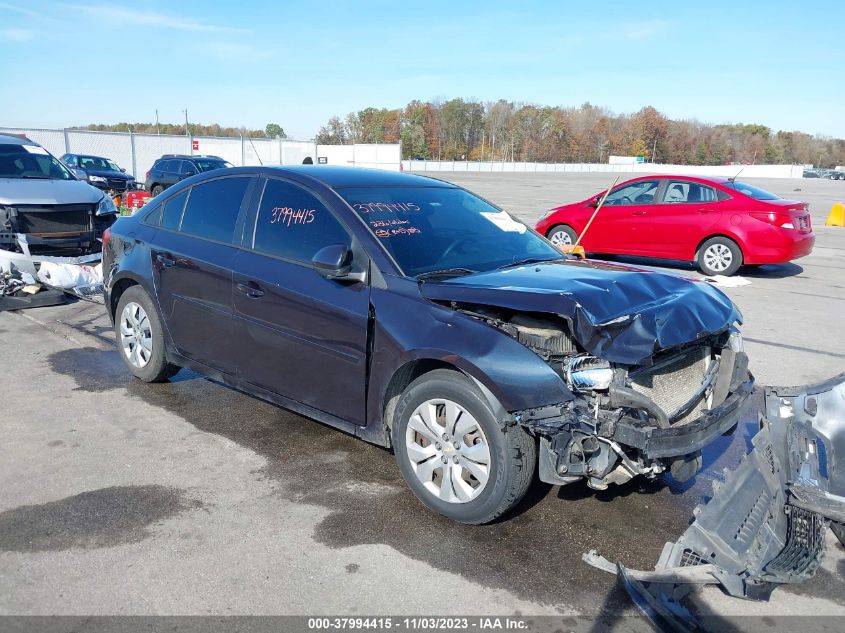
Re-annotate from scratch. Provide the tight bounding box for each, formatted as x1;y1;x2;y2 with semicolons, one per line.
749;211;795;229
102;227;111;252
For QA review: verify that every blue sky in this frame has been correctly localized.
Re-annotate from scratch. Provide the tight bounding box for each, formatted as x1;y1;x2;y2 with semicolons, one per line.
1;1;843;139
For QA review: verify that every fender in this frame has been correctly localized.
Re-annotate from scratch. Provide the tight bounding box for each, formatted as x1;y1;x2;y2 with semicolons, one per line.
364;278;573;439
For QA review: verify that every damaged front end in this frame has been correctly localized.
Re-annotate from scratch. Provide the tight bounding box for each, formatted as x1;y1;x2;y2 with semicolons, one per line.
452;304;752;491
585;373;845;628
421;259;753;490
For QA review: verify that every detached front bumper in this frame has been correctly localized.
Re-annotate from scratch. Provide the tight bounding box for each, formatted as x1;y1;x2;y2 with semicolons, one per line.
585;373;845;628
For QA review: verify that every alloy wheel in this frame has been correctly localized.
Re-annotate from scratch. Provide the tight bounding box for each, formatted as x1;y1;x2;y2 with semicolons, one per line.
703;243;733;273
549;229;573;246
120;301;153;368
405;398;491;503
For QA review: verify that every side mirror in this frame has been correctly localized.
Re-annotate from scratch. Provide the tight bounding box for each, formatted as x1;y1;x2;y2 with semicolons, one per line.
587;198;599;208
312;244;365;282
120;167;127;173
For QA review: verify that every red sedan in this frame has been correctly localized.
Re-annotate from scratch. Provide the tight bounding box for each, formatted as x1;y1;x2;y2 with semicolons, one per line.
535;175;815;276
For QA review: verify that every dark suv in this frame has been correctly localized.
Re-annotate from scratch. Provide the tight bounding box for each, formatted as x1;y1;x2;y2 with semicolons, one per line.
103;166;752;524
144;154;233;196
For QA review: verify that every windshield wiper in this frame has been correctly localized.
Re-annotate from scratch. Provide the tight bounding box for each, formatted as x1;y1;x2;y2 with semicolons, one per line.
495;257;557;270
417;267;478;281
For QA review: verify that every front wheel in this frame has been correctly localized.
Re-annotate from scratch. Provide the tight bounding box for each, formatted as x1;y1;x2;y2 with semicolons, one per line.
392;369;536;524
697;236;743;276
547;224;578;248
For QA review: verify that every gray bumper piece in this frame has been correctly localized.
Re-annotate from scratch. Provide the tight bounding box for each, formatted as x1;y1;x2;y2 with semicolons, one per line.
584;373;845;630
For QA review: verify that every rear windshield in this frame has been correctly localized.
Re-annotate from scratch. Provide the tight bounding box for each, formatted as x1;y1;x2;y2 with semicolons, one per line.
724;181;780;201
0;144;75;180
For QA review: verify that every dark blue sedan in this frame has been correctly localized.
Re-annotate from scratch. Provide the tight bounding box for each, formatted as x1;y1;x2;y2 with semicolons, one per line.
102;166;752;523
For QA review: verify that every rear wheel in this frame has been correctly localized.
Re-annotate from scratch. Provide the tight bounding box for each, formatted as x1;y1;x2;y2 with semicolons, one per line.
547;224;578;248
391;369;536;524
115;286;179;382
150;184;164;197
697;236;743;276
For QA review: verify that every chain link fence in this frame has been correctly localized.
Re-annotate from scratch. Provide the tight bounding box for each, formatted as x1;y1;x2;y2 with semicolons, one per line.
0;127;401;182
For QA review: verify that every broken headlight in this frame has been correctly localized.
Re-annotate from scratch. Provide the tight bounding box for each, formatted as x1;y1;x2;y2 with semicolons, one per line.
96;195;117;216
564;355;613;392
728;326;743;352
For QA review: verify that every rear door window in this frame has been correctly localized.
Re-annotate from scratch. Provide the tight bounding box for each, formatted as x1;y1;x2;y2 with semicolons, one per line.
661;181;718;204
160;189;189;229
179;176;250;243
251;178;350;263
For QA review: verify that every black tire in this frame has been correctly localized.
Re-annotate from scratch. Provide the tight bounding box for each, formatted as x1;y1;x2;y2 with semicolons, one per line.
547;224;578;248
114;286;180;382
150;184;164;197
832;522;845;548
391;369;536;524
697;236;743;277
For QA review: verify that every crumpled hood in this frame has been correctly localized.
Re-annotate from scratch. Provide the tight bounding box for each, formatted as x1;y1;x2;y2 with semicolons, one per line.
0;178;104;206
420;259;742;365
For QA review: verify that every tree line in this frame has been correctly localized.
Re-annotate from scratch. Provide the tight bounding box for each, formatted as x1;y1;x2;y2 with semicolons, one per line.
77;122;287;139
315;100;845;167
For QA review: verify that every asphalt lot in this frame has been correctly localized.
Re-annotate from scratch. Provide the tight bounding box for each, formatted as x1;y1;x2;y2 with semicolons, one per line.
1;172;844;626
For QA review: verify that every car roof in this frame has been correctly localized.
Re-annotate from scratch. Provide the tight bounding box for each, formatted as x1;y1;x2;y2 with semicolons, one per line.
254;165;456;188
0;133;38;147
68;153;110;160
628;174;734;185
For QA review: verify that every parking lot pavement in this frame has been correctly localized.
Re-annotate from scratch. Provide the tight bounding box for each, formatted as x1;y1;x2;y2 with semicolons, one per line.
1;173;843;622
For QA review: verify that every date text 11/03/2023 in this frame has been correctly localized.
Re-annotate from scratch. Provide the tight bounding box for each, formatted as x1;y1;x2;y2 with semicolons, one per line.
307;616;529;630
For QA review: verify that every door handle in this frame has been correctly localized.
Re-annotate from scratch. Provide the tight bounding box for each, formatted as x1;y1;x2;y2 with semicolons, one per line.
697;208;714;214
156;254;175;268
237;281;265;298
632;210;647;216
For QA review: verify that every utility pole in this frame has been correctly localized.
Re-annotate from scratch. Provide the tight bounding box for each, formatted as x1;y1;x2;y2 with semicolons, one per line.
155;109;160;135
183;109;189;137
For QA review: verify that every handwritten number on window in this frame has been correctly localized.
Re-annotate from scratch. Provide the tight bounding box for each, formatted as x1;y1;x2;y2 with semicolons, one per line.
270;207;316;226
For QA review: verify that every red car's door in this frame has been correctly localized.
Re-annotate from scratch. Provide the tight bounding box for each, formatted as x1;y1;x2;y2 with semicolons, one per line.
639;180;723;259
586;179;661;254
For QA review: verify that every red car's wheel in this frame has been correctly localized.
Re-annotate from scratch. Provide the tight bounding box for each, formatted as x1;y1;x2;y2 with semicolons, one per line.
697;236;743;277
547;224;577;248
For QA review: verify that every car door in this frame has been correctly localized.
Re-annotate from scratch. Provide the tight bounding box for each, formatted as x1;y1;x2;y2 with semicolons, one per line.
162;160;181;188
642;180;723;259
149;175;254;373
232;176;370;426
586;180;661;254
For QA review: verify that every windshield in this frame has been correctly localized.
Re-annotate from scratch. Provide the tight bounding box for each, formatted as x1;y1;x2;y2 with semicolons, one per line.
195;159;232;172
78;156;121;172
0;145;75;180
339;186;562;277
724;181;780;201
